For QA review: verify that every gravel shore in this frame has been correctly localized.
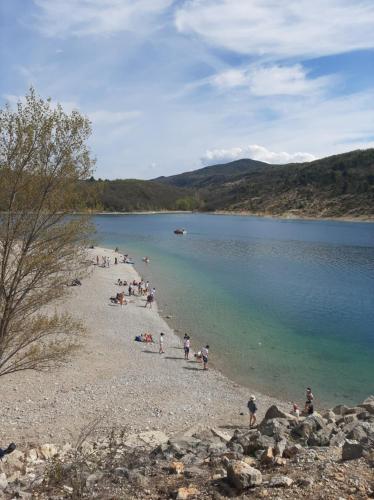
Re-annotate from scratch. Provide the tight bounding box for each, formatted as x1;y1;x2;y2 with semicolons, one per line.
1;247;288;445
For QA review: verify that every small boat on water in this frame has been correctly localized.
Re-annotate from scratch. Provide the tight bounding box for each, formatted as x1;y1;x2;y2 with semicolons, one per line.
174;228;187;235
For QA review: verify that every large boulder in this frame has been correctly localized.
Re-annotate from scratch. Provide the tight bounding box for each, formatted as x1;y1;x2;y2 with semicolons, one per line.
342;439;364;460
332;404;351;416
262;405;294;421
307;427;332;447
258;418;290;439
124;431;169;449
226;460;262;490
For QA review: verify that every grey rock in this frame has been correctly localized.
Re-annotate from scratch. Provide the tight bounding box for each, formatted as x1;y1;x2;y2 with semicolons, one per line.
0;473;8;491
269;475;293;487
258;418;289;439
226;460;262;490
283;444;303;458
274;439;287;457
342;439;364;460
330;431;346;447
297;477;314;487
332;404;351;416
262;405;293;421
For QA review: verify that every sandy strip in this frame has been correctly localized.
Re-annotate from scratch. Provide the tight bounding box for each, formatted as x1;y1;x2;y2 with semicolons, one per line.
0;247;288;445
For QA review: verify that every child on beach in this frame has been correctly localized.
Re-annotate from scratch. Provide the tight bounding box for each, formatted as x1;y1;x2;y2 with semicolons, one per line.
247;395;257;428
291;402;300;422
201;345;209;370
159;333;165;354
183;334;190;360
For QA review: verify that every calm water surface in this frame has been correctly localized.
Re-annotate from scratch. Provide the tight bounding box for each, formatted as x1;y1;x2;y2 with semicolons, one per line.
93;214;374;406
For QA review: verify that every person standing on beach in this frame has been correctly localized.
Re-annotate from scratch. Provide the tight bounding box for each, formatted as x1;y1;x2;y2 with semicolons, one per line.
159;333;165;354
183;335;190;360
247;395;257;428
201;345;209;370
304;387;314;413
128;284;132;297
96;255;99;265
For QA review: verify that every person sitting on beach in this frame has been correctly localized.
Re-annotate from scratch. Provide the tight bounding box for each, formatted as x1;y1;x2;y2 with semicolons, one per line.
144;333;153;343
201;345;209;370
247;395;257;428
291;402;300;422
117;279;123;286
304;387;314;413
304;401;314;415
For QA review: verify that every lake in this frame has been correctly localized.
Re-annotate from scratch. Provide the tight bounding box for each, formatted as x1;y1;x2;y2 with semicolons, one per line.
93;213;374;407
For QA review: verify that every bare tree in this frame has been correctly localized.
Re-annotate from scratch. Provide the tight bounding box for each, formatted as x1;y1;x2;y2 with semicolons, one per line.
0;88;95;377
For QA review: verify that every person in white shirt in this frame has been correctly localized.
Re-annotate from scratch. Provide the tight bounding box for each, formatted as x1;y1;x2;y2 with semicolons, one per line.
159;332;165;354
183;334;190;360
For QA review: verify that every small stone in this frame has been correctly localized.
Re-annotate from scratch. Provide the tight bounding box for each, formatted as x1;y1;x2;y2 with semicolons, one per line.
260;447;274;465
170;461;185;475
0;473;8;491
38;443;58;460
176;486;200;499
269;475;293;487
283;444;303;458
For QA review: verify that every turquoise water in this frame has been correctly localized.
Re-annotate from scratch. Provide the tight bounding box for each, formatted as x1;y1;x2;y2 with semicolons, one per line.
93;214;374;406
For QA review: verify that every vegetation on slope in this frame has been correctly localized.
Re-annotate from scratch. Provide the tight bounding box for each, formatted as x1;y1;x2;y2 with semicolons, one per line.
79;149;374;218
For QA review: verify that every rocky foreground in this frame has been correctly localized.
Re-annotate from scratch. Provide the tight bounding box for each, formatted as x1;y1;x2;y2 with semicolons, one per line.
0;397;373;499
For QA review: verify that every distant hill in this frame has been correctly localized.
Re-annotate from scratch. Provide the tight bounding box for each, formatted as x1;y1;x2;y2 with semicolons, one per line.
81;149;374;218
155;158;269;188
156;149;374;218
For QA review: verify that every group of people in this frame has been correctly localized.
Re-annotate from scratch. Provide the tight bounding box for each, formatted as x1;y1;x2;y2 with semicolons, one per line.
247;387;315;428
135;333;154;343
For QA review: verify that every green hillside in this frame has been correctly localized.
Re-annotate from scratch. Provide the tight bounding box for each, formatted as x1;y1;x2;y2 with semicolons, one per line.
80;178;199;212
154;149;373;218
80;149;374;218
155;158;268;188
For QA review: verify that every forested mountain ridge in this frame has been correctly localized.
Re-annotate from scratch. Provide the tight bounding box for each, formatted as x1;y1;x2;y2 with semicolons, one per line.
81;149;374;218
155;149;374;218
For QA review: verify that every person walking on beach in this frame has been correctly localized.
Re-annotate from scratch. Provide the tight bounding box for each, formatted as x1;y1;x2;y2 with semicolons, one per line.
96;255;99;265
183;334;190;360
159;332;165;354
247;395;257;428
201;345;209;370
145;293;154;308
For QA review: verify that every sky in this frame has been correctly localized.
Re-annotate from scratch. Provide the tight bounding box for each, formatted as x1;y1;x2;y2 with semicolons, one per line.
1;0;374;179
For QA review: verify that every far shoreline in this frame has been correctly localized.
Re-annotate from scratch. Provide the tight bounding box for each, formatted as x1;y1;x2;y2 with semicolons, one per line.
75;210;374;223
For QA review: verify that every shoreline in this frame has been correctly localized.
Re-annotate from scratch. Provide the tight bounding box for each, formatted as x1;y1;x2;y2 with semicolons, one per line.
0;247;289;446
73;210;374;223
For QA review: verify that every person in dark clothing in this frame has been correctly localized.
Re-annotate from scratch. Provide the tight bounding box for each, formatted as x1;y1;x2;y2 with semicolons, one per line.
247;395;258;428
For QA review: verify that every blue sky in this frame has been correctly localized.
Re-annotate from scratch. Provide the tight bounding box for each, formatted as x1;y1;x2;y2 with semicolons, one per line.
1;0;374;179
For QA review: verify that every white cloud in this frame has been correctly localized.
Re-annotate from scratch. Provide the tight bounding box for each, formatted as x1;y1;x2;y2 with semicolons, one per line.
175;0;374;59
212;64;332;95
212;69;248;88
33;0;173;37
201;145;316;165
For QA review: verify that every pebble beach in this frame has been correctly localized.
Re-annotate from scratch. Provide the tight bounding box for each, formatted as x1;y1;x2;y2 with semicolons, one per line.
1;247;288;445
